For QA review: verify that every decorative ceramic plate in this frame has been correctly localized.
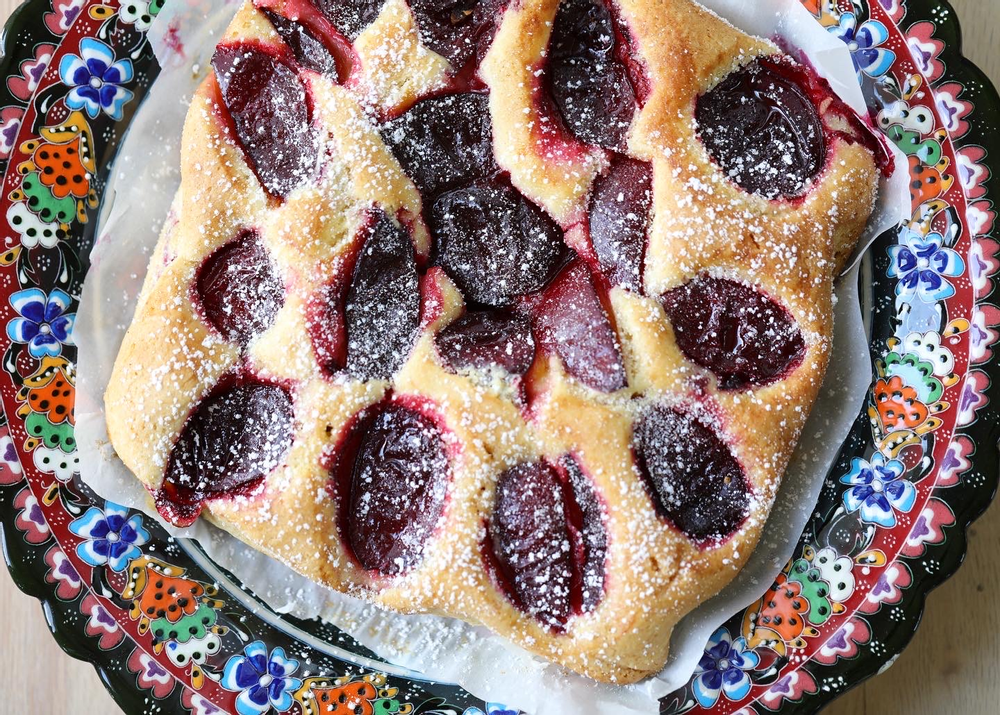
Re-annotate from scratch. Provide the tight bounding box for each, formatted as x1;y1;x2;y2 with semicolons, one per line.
1;0;997;712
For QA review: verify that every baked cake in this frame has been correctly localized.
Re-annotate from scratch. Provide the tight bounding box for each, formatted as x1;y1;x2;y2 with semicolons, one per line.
105;0;886;683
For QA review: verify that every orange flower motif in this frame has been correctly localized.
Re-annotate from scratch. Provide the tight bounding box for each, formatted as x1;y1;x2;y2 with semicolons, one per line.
33;136;91;199
308;681;378;715
874;375;930;431
755;574;810;643
908;155;949;212
801;0;821;16
22;369;75;424
134;566;206;624
16;356;76;424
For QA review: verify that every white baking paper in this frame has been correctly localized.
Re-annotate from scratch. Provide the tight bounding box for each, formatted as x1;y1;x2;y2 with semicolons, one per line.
75;0;908;712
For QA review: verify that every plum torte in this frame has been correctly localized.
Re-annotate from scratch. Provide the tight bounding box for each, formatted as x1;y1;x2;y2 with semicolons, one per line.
106;0;888;683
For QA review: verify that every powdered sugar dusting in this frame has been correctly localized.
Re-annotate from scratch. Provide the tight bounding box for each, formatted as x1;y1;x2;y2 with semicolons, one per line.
96;0;888;697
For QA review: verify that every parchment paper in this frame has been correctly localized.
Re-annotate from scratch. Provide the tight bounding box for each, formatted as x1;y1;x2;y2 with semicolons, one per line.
75;0;909;712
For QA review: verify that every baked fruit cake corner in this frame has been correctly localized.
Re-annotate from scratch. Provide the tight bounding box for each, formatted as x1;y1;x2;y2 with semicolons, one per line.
105;0;888;683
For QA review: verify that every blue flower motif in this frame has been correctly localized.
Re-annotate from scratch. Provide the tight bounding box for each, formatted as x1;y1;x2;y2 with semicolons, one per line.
58;38;134;120
692;627;760;708
7;288;75;358
68;501;150;572
221;642;303;715
840;453;916;528
464;705;520;715
829;12;896;80
887;228;965;303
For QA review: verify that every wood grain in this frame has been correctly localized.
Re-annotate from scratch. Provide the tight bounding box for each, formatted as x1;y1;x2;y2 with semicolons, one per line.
0;0;997;713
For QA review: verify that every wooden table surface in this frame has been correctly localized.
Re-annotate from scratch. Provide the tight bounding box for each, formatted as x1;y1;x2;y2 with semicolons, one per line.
0;1;997;713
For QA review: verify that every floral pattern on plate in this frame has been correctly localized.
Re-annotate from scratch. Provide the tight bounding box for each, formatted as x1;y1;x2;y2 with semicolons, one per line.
0;0;997;713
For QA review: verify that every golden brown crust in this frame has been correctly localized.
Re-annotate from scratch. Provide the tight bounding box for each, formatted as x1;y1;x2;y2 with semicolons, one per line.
354;0;452;110
480;0;605;224
105;0;879;683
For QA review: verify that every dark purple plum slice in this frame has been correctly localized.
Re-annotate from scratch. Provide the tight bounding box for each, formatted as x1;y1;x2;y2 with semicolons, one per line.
380;93;497;198
196;230;284;348
588;156;653;291
408;0;508;69
344;212;421;380
430;178;565;307
262;9;341;78
212;44;317;198
435;309;535;375
695;57;826;199
490;460;574;628
528;261;626;392
547;0;637;150
632;404;750;543
310;0;384;40
661;274;805;390
157;383;294;527
560;456;606;613
343;402;450;575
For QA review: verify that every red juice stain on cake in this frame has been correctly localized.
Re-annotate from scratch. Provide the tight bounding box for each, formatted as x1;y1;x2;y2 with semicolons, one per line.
380;93;497;197
212;43;317;198
307;279;350;374
608;3;650;106
261;9;343;78
632;404;750;543
661;274;805;390
196;229;284;348
559;455;607;613
408;0;509;70
418;267;449;327
156;383;295;527
695;57;826;200
343;211;421;380
430;178;566;307
522;64;596;168
487;456;608;627
435;308;535;375
332;399;450;575
546;0;638;151
525;260;626;393
588;156;653;292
